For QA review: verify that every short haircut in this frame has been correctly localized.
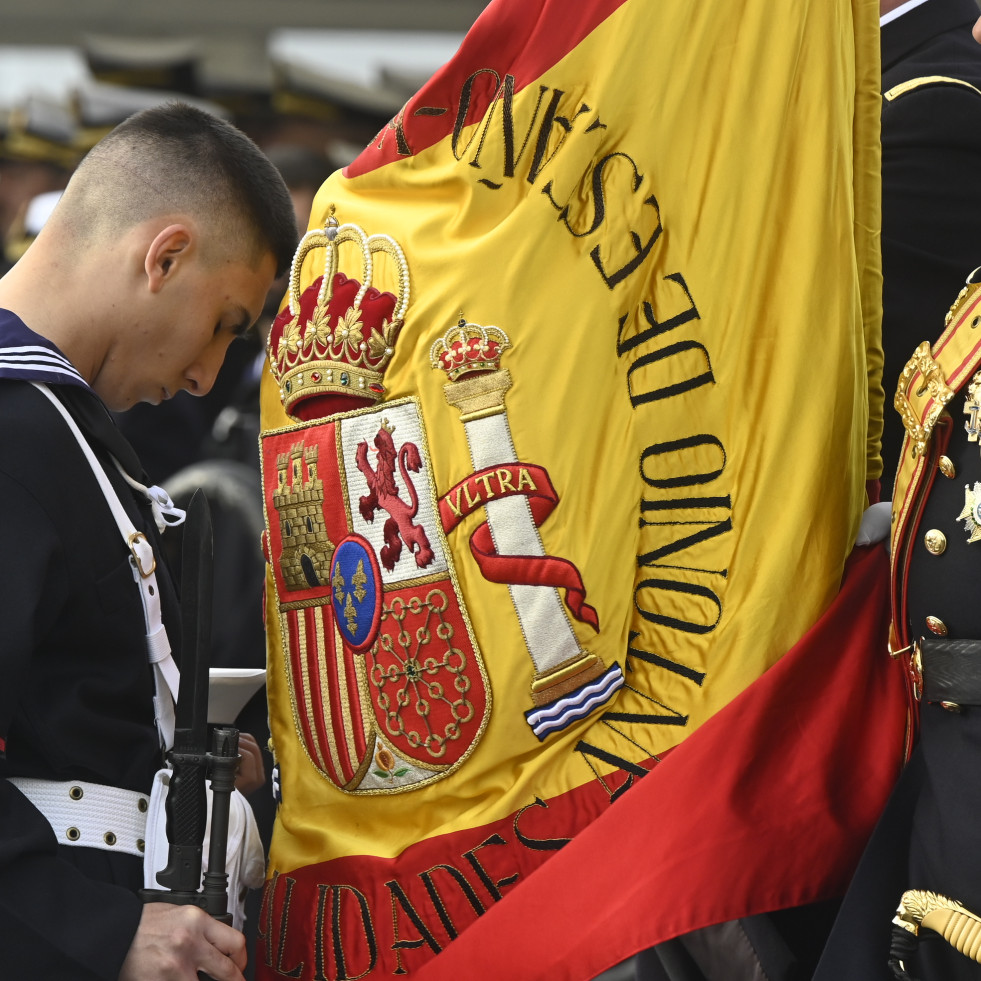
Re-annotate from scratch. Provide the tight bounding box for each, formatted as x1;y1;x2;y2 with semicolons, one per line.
65;102;298;277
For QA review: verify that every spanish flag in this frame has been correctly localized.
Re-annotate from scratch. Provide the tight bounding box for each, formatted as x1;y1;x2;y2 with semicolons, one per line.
256;0;906;977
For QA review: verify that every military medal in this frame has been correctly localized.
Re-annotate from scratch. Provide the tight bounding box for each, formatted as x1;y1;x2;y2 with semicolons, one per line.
964;372;981;446
958;482;981;544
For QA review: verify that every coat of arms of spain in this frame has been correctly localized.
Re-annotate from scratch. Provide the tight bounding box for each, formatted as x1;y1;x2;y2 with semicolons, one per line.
262;210;622;794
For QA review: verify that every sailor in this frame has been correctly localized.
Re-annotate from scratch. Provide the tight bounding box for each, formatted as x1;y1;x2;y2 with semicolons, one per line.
0;102;296;980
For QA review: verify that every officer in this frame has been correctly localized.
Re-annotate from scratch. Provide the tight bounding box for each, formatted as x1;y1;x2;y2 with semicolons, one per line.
813;279;981;981
0;103;296;980
812;3;981;976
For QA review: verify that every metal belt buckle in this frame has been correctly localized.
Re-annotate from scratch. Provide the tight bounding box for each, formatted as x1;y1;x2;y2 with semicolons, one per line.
895;342;955;458
888;640;922;701
127;532;157;578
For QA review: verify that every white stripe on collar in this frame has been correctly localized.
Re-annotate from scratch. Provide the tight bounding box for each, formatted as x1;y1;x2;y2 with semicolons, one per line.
0;344;87;385
1;343;77;368
881;0;931;27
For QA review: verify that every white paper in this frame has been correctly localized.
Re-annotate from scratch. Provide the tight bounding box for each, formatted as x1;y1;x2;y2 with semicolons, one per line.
208;668;267;724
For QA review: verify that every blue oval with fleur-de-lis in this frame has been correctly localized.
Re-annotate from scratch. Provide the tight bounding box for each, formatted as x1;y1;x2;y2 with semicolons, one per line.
329;535;383;651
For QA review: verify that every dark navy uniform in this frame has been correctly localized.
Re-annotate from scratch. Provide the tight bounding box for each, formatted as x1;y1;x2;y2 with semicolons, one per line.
880;0;981;492
815;280;981;980
0;310;181;979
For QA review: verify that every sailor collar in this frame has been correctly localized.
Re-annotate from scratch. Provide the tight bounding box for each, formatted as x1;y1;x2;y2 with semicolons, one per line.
0;307;90;389
0;307;152;481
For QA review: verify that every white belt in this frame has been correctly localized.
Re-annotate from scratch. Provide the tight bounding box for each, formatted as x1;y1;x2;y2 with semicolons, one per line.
8;777;149;858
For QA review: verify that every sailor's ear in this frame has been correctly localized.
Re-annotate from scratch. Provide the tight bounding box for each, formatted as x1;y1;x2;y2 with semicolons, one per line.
144;223;193;292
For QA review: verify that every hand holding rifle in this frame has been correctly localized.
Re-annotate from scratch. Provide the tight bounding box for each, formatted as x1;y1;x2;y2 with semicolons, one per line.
130;490;250;980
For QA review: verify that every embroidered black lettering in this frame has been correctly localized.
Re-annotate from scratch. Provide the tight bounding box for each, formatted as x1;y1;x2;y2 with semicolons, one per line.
372;108;413;158
634;577;724;634
452;69;503;161
640;434;727;488
385;878;442;977
573;742;646;802
258;872;274;965
636;517;732;566
260;872;304;977
626;339;714;407
640;495;731;514
527;92;592;184
462;833;520;901
418;864;486;939
617;273;700;357
538;109;606;224
513;796;572;852
589;172;662;289
574;741;649;778
625;629;706;685
469;75;550;184
602;705;689;727
315;884;376;981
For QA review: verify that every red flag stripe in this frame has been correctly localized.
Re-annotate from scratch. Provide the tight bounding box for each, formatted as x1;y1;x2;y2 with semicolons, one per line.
346;0;630;177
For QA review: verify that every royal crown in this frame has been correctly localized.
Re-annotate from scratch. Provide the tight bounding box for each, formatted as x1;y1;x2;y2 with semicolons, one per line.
267;209;409;420
429;318;511;382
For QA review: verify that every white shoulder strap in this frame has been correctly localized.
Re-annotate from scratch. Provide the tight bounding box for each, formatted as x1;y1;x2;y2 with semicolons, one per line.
31;382;182;751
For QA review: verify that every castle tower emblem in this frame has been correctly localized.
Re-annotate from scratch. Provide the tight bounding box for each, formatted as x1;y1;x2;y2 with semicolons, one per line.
273;442;334;590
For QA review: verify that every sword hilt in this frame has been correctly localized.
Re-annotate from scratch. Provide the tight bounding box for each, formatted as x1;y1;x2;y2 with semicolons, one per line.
890;888;981;978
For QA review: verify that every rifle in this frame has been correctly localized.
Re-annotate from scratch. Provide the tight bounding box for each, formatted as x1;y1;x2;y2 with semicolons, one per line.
140;489;241;930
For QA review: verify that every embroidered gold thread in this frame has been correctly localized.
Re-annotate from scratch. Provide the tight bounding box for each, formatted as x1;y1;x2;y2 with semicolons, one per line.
895;342;955;458
262;397;492;795
314;607;345;784
330;615;361;787
269;215;409;415
296;610;329;776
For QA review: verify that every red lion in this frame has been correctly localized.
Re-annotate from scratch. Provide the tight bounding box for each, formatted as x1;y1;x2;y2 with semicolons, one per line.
356;426;434;572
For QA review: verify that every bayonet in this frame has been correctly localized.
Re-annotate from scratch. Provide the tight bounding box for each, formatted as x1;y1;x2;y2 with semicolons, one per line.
154;487;213;898
142;489;240;925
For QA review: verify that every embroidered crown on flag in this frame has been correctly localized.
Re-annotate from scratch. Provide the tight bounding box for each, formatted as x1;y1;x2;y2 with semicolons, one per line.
429;318;511;382
267;208;409;421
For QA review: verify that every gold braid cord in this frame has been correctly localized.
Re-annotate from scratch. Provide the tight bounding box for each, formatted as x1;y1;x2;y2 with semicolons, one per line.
894;890;981;964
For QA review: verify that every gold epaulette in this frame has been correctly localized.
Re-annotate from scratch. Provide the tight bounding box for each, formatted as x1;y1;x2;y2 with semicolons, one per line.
890;279;981;658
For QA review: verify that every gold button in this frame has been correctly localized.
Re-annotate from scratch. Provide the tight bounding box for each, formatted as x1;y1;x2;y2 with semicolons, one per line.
68;786;83;801
925;616;948;636
66;827;80;841
103;832;117;846
137;797;148;813
137;838;145;853
939;456;956;479
924;529;947;555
